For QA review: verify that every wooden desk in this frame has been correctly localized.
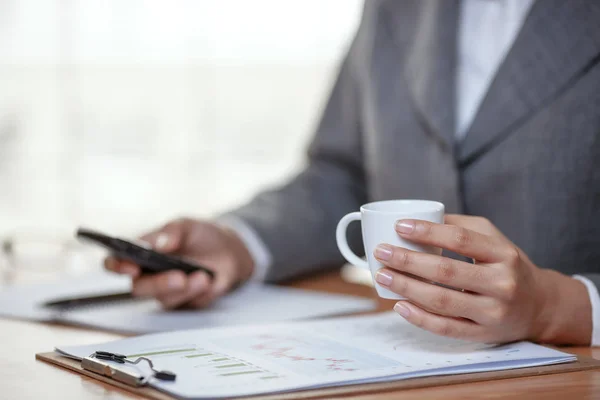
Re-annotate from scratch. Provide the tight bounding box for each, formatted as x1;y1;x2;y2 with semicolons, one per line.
2;271;600;399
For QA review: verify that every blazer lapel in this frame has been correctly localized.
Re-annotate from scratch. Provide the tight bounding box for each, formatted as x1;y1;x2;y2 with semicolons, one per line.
385;0;459;151
459;0;600;165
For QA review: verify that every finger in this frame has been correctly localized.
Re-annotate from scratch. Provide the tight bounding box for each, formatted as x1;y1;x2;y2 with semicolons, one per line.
376;268;495;324
393;301;488;341
104;257;118;271
157;272;211;309
104;257;140;278
187;289;218;309
132;271;186;297
373;245;499;295
444;214;505;238
211;267;237;298
189;266;237;307
395;219;505;262
141;219;190;253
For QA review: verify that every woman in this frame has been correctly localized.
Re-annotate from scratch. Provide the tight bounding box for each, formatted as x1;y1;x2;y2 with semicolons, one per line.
106;0;600;346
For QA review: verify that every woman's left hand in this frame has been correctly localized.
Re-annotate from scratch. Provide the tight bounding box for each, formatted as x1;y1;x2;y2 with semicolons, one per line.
373;214;592;345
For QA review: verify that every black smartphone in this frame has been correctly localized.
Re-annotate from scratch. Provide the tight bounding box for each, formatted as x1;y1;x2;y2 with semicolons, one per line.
76;227;215;279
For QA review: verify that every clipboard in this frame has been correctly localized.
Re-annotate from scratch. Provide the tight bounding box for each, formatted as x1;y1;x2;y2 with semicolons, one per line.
36;350;600;400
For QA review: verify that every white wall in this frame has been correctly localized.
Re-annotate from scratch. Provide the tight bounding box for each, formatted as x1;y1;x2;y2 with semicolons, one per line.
0;0;363;237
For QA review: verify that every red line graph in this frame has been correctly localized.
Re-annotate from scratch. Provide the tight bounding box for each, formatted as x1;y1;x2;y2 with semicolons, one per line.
250;335;357;372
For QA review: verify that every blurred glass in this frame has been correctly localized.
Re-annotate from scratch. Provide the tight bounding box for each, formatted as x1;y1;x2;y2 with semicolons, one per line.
0;230;106;284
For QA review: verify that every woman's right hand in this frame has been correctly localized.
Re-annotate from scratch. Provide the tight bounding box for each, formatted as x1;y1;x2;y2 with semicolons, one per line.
104;218;255;309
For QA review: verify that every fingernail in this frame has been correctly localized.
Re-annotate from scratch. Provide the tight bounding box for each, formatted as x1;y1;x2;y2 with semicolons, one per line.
105;258;116;271
396;220;415;234
155;233;170;250
394;302;411;318
374;244;393;261
376;270;393;286
168;274;185;290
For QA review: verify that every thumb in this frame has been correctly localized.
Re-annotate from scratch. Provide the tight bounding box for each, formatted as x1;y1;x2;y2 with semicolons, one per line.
141;220;188;253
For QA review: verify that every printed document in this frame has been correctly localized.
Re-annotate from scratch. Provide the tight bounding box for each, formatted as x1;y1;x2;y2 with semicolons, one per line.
0;271;374;333
56;312;576;399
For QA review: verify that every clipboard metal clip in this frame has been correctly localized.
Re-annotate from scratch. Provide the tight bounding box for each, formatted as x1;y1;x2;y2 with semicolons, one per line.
81;355;148;387
81;351;176;387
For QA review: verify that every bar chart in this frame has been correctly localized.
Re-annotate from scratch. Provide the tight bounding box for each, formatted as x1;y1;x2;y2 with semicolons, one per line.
126;345;283;383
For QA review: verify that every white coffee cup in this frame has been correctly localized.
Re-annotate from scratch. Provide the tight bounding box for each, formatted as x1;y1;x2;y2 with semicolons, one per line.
336;200;445;299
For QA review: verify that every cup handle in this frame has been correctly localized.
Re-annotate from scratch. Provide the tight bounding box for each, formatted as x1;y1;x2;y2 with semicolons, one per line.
336;212;369;269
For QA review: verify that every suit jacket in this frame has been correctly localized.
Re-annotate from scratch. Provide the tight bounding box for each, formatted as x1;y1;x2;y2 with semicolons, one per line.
227;0;600;288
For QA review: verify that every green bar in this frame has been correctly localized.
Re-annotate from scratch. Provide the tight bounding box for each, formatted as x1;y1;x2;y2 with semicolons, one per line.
127;348;195;358
215;363;246;369
185;353;213;358
260;376;280;380
220;370;262;377
211;357;229;362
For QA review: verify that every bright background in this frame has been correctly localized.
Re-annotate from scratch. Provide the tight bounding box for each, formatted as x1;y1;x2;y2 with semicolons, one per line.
0;0;363;239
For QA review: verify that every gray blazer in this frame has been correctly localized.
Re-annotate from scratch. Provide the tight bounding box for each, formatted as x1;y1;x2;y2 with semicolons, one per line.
227;0;600;288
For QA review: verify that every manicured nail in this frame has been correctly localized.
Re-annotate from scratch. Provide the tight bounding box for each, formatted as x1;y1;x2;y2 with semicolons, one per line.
155;233;170;250
168;274;185;290
396;220;415;234
374;244;393;261
376;270;393;286
394;302;411;318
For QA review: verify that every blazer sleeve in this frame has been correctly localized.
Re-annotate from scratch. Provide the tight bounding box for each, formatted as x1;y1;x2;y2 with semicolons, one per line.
221;14;369;283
